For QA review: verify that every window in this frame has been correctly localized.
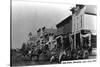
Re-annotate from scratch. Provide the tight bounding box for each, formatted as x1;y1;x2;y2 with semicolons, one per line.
81;15;83;28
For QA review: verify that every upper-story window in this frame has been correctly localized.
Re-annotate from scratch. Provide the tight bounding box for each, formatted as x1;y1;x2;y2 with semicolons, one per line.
81;15;83;28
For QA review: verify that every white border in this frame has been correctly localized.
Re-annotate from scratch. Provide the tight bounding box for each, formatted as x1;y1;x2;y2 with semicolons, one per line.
0;0;100;67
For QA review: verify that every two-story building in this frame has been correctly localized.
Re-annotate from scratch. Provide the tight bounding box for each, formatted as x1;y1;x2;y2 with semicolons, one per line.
56;4;96;50
70;4;97;49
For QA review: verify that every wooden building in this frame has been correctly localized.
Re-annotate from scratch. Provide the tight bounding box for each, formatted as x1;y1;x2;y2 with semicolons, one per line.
56;4;96;50
56;15;72;35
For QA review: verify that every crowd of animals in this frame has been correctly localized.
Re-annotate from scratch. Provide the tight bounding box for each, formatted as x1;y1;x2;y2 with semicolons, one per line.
12;32;92;63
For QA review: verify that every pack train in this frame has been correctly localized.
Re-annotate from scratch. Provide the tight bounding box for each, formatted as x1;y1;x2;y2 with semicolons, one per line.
19;5;96;63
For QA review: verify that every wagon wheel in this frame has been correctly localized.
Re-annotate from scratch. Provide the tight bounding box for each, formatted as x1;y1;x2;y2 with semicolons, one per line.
77;50;83;59
83;50;89;59
65;49;71;59
71;49;77;60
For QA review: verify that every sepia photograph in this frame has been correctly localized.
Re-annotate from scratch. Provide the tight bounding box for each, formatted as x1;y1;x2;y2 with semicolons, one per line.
11;0;97;66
